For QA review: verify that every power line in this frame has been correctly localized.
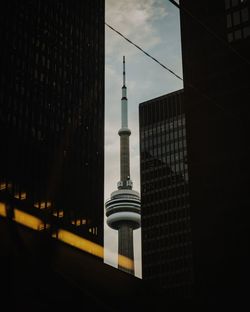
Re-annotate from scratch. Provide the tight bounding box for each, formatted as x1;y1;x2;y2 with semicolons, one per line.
105;22;214;103
105;22;242;121
168;0;180;9
105;22;183;82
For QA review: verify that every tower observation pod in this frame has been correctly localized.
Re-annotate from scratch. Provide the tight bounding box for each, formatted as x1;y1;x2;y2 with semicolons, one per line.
105;56;141;275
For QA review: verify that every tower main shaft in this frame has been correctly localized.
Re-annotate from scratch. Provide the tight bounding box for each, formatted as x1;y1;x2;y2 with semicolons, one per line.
105;56;140;275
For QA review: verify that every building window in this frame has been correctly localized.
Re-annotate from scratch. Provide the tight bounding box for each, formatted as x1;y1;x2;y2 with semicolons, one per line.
233;11;241;25
225;0;230;9
232;0;239;7
243;26;250;37
228;31;233;42
225;1;250;42
233;11;240;26
227;14;232;27
234;29;242;39
241;7;249;22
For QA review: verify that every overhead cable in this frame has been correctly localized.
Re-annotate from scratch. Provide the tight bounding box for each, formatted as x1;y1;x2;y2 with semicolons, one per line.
105;22;183;81
105;22;242;120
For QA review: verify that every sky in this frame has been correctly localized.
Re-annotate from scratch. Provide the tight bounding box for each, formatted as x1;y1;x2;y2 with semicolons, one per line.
104;0;183;278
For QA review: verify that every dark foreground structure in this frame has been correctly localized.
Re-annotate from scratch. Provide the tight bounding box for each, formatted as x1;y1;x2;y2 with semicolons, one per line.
139;0;250;307
0;0;104;245
0;216;195;311
180;0;249;304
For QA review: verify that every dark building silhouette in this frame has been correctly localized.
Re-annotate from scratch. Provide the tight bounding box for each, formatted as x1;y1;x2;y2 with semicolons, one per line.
179;0;249;304
0;0;104;245
0;215;194;311
140;1;249;306
139;90;194;299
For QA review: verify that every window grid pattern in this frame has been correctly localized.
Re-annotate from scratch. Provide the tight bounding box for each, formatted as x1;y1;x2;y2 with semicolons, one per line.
139;90;194;299
225;0;250;42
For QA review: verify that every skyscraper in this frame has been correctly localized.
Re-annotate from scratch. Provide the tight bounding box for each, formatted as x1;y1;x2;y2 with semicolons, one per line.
105;57;141;275
139;90;194;299
140;0;249;305
179;0;249;304
0;0;104;245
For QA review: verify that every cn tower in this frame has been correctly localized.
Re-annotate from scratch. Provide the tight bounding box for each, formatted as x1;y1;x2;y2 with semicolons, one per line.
105;56;141;275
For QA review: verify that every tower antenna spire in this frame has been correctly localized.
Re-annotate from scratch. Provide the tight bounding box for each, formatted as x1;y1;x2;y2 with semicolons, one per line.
123;55;126;86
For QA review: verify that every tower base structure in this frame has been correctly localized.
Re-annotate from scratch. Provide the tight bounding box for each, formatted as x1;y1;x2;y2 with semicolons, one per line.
105;189;140;275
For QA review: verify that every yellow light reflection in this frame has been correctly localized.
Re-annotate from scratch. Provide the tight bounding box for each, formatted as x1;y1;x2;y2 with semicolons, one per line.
0;202;7;217
0;182;12;190
71;218;86;226
56;230;134;271
34;201;52;209
53;210;64;218
14;192;27;200
118;254;134;271
0;183;6;190
0;202;134;272
38;223;50;231
13;209;44;231
56;229;104;259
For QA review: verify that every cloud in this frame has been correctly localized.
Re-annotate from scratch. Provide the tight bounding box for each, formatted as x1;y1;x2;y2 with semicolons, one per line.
106;0;168;30
105;0;168;59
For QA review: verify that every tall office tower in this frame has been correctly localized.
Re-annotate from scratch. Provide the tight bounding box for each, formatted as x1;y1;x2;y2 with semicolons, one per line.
139;90;194;299
0;0;104;245
179;0;250;304
105;57;141;275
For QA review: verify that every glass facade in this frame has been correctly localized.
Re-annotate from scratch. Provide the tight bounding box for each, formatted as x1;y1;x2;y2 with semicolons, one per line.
139;90;194;299
180;0;250;304
225;0;250;42
0;0;104;245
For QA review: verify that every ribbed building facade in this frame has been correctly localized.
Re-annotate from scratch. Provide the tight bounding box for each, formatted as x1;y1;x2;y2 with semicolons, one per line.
0;0;104;245
139;90;194;299
179;0;250;304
